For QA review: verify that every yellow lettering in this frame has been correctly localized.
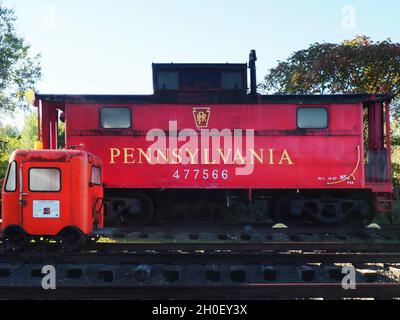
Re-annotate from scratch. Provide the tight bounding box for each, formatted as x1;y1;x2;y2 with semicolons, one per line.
171;149;182;164
110;148;121;164
155;149;168;164
217;149;232;164
110;146;294;167
203;149;217;164
186;149;199;164
250;149;264;165
124;148;135;164
279;149;294;165
268;149;274;165
233;150;246;165
138;148;152;164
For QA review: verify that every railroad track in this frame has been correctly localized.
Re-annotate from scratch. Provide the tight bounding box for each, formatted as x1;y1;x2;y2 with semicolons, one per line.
2;250;400;265
95;224;400;246
102;223;400;236
2;240;400;255
89;241;400;253
2;283;400;300
1;241;400;300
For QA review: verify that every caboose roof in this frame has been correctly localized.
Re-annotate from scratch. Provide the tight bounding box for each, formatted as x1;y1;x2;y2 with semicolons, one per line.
10;149;103;165
152;63;247;70
35;93;393;106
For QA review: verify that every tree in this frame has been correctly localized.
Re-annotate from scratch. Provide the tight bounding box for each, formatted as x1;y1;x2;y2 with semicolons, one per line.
0;5;41;112
0;111;65;179
261;35;400;184
19;111;37;148
261;36;400;116
20;111;65;149
0;122;20;178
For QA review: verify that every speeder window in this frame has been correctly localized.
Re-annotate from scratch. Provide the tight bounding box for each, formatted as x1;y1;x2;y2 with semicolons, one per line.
297;108;328;129
29;168;61;192
91;166;102;185
5;161;17;192
100;108;131;129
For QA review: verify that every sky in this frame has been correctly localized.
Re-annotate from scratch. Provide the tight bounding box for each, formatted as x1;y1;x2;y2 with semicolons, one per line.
2;0;400;127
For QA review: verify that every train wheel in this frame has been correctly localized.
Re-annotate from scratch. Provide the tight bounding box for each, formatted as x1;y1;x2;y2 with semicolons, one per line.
122;193;155;225
58;228;86;252
345;195;375;228
272;193;305;225
3;227;28;252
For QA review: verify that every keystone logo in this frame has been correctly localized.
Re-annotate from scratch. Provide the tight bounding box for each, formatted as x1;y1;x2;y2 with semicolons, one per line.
193;107;211;128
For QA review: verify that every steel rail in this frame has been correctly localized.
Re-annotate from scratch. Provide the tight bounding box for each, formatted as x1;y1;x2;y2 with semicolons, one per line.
100;223;400;235
89;242;400;253
2;251;400;265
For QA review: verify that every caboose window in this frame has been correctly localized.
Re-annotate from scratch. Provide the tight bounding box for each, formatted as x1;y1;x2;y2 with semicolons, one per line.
5;161;17;192
157;71;179;90
297;108;328;129
91;166;102;185
221;71;244;90
100;108;131;129
29;168;61;192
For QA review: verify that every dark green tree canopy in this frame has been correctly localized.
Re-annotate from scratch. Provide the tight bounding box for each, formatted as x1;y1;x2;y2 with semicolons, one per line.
0;5;41;112
261;36;400;114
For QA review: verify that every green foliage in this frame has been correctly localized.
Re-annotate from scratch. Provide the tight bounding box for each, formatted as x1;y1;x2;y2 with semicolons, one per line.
18;111;65;149
392;122;400;185
0;111;40;178
262;35;400;184
58;121;65;149
0;111;66;179
0;5;41;112
19;111;38;148
0;122;20;178
261;35;400;116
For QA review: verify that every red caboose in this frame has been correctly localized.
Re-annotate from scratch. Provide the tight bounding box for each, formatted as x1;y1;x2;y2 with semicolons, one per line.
1;150;104;250
32;51;393;226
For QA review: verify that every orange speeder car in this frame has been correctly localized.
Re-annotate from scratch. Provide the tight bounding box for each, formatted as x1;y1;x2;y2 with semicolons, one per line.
1;149;104;251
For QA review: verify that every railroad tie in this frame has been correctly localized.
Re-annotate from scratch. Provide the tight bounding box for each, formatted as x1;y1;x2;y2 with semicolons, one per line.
230;266;246;283
262;266;277;281
98;270;114;283
325;266;343;281
357;269;378;283
298;266;316;282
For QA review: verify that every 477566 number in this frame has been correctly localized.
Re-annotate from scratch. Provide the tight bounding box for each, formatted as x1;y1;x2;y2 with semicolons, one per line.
172;169;229;181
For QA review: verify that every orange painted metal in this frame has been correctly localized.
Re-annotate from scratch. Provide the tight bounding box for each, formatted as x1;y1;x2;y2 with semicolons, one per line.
1;150;103;237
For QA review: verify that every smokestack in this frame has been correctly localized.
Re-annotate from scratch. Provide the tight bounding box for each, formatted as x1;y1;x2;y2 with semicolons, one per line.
249;49;258;95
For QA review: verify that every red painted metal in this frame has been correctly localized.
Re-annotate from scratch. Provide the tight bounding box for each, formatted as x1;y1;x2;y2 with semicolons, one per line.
33;93;394;216
365;101;393;196
65;103;365;190
37;100;41;142
368;102;384;150
41;103;50;149
385;101;393;181
41;103;59;149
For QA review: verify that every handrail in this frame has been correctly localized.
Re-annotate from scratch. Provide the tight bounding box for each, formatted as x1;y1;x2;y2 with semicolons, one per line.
327;145;361;186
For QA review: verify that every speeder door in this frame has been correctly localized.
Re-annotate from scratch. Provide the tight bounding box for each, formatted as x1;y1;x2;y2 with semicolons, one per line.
21;162;70;236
